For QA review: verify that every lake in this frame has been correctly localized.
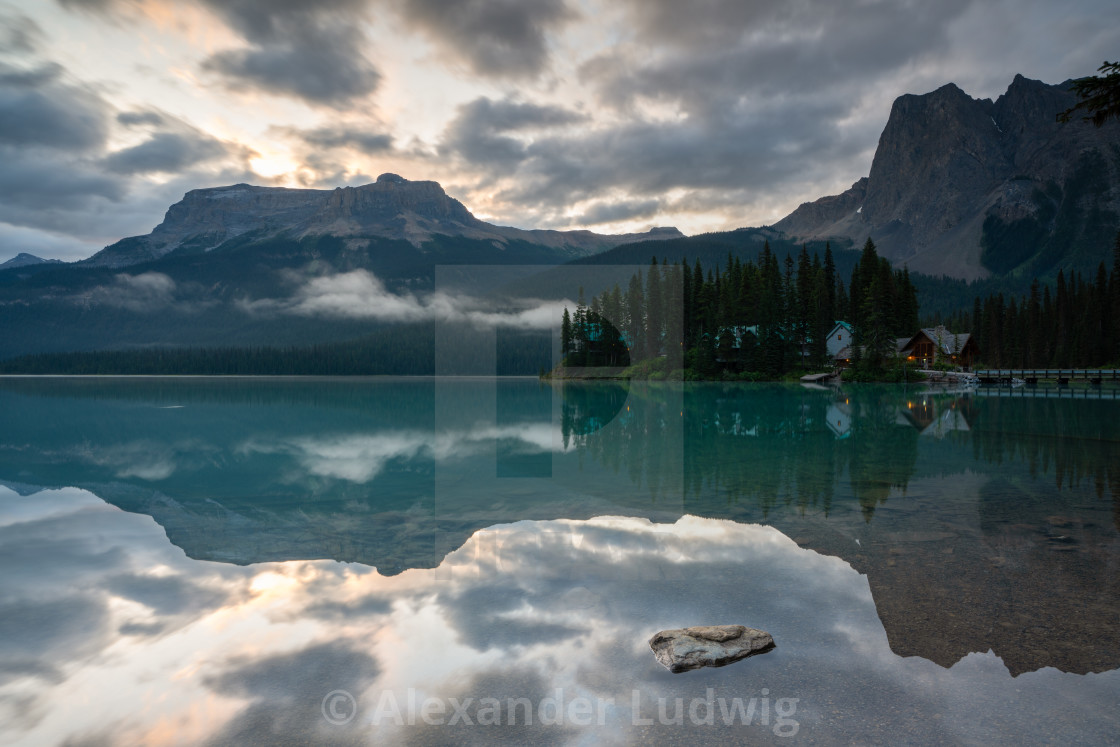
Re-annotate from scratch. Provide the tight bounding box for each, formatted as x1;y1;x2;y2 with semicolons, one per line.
1;377;1118;745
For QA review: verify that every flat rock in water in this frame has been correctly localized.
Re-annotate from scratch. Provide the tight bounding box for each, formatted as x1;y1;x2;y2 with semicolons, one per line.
649;625;774;673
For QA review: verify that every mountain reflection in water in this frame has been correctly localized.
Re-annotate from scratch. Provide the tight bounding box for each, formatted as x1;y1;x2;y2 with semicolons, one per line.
1;377;1118;744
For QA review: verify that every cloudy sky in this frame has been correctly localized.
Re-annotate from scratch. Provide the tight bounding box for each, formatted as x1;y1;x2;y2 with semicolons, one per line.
1;0;1117;263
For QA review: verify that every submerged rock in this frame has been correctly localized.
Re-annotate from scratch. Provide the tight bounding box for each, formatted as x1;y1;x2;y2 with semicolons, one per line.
649;625;775;673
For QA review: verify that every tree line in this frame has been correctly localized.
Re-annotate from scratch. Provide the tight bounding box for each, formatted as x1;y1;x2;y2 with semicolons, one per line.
969;233;1120;368
561;238;919;378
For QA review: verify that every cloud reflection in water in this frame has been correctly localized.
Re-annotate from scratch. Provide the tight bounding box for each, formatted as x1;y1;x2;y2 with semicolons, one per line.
1;485;1118;745
239;423;571;484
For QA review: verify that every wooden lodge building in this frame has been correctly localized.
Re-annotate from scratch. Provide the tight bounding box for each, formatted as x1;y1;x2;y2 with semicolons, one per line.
833;324;979;370
900;326;978;369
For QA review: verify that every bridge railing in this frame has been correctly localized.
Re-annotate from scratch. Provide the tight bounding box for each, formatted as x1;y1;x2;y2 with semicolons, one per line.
974;369;1120;382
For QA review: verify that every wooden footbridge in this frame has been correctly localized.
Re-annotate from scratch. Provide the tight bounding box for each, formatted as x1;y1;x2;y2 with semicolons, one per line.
975;369;1120;386
972;386;1120;400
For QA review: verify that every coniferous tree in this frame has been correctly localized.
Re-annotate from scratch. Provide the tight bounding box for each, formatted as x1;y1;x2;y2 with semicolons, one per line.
645;259;663;357
860;272;892;367
1052;271;1070;366
682;261;693;349
561;308;573;361
575;287;589;365
664;263;684;368
626;272;644;361
1026;280;1042;367
823;242;837;325
810;254;830;366
836;280;849;324
897;267;920;336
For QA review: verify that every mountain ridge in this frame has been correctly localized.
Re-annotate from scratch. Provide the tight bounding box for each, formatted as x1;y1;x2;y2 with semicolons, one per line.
80;172;684;269
774;74;1120;280
0;253;62;270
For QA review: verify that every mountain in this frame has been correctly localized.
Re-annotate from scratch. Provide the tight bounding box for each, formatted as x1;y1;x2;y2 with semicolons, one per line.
0;253;62;269
81;172;683;269
0;174;684;360
775;75;1120;280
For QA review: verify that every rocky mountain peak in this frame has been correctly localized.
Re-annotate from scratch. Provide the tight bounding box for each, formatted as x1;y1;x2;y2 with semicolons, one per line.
991;75;1075;161
304;175;482;244
318;174;478;228
860;79;1008;262
0;253;61;270
81;173;686;268
775;75;1120;280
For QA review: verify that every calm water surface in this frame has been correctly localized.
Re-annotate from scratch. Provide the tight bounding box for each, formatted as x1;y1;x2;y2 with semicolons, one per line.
1;377;1118;745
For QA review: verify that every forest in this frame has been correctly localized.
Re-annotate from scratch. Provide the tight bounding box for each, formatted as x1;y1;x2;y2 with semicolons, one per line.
4;234;1118;378
958;249;1120;369
564;230;1120;377
560;238;919;379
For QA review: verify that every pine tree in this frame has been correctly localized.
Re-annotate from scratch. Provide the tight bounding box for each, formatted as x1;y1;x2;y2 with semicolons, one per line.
1093;262;1109;366
626;272;644;361
823;242;837;324
1053;271;1070;366
682;260;693;349
664;263;684;368
645;259;663;358
575;287;589;366
561;308;572;361
1026;280;1042;367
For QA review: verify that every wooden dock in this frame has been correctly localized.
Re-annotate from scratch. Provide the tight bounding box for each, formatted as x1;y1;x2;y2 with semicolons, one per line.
800;372;836;383
975;369;1120;386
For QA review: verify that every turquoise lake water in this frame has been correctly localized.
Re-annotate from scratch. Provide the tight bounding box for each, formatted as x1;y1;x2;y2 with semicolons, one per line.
1;377;1118;744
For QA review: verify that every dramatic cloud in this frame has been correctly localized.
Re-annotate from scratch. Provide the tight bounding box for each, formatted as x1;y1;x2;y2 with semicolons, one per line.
574;198;662;226
0;12;269;256
271;123;394;184
0;10;43;54
467;96;863;227
464;0;976;221
116;110;167;127
58;0;382;108
0;53;128;238
6;0;1120;264
598;0;973;108
105;110;261;178
240;269;570;329
442;97;586;169
279;124;394;154
54;0;125;12
103;132;235;175
199;0;381;107
399;0;575;79
0;62;110;151
0;148;123;210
